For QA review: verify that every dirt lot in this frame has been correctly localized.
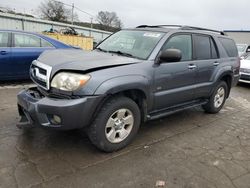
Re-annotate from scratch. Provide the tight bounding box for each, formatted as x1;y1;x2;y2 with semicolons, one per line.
0;83;250;188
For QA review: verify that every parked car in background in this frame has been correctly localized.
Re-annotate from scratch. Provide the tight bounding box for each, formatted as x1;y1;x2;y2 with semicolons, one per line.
0;30;76;80
237;43;250;57
239;54;250;83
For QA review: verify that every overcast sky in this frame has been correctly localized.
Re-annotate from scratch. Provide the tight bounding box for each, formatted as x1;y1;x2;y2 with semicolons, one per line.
1;0;249;30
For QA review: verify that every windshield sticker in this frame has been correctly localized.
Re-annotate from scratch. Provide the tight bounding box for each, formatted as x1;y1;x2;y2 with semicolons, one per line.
143;33;161;38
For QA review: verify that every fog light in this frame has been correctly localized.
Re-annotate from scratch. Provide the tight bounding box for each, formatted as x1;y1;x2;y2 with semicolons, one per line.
50;115;61;124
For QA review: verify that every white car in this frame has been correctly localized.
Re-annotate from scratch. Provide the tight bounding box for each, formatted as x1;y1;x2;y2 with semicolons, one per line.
240;55;250;83
237;44;250;57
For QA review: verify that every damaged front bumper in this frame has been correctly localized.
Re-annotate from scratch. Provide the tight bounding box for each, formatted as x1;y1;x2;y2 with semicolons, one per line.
17;87;103;130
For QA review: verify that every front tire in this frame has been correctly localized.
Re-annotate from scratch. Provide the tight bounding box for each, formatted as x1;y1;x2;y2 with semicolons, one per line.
87;96;141;152
203;81;228;114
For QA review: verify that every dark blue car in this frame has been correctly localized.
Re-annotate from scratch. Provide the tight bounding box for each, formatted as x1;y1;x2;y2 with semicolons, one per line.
0;30;74;80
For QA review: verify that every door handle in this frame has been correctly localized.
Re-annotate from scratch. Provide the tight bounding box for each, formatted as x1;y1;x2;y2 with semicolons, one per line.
188;64;197;69
213;61;220;66
0;51;7;55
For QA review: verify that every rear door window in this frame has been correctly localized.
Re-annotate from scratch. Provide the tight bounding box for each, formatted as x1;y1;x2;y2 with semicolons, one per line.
0;32;9;47
41;38;54;47
14;33;41;47
194;35;219;60
219;37;238;57
194;35;211;60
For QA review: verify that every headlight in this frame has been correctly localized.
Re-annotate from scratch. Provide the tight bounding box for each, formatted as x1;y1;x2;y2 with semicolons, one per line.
51;72;90;91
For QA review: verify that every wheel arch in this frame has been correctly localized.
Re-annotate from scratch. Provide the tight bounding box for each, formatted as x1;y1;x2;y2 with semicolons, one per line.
94;89;148;124
219;74;232;98
213;67;233;98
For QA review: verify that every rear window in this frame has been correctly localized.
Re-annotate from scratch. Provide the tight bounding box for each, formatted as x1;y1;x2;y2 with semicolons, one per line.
219;38;238;57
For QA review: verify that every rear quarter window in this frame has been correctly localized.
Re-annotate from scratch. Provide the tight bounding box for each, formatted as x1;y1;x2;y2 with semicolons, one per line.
219;37;238;57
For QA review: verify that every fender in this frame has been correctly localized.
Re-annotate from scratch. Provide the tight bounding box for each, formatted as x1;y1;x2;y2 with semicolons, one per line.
212;65;233;83
94;75;153;108
210;65;233;96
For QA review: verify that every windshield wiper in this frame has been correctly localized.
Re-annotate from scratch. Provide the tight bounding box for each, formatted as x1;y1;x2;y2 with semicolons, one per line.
95;47;108;52
108;50;134;58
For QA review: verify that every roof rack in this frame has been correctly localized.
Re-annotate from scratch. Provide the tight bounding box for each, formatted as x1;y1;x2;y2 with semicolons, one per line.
136;25;226;35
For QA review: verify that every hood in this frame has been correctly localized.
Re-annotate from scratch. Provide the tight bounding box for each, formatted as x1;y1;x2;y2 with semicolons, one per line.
240;59;250;69
37;49;142;74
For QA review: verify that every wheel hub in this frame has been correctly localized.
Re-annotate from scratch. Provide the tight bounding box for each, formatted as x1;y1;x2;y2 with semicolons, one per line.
214;87;225;108
114;119;124;130
105;108;134;144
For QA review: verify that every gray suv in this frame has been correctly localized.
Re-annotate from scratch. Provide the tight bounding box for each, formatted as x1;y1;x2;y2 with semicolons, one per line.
17;25;240;152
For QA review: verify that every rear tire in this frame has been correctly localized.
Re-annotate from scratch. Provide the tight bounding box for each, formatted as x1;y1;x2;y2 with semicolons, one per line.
87;96;141;152
203;81;228;114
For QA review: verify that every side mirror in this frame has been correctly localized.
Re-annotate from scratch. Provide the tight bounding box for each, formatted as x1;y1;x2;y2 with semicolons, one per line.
159;49;182;63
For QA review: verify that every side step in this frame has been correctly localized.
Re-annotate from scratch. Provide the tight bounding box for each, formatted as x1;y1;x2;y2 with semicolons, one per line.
147;100;208;120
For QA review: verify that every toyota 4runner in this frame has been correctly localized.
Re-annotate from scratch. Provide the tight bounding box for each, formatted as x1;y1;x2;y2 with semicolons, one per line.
17;25;240;152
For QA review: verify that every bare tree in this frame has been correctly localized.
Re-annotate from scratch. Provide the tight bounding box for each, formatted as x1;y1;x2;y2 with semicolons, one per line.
96;11;123;30
38;0;73;22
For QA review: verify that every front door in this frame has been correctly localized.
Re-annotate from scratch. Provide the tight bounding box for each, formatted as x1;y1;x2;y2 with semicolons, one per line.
153;34;197;110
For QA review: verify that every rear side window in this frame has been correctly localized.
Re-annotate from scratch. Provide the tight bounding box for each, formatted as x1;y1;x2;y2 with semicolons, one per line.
219;37;238;57
193;35;218;60
0;32;9;47
14;33;41;47
41;39;54;47
162;34;192;61
14;33;54;48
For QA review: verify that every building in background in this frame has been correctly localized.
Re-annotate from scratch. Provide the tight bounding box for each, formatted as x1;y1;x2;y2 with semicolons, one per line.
224;30;250;44
0;12;111;43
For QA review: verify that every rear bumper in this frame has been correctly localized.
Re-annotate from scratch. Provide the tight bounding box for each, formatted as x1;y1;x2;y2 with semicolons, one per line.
17;87;104;130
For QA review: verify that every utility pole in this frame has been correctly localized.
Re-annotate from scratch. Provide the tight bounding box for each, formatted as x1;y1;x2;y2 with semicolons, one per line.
52;0;94;31
71;3;74;25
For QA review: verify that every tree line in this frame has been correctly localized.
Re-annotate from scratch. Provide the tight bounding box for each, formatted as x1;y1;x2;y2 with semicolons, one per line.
39;0;123;32
0;0;123;32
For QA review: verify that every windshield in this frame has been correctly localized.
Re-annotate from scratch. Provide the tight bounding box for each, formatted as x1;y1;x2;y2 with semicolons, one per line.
237;44;247;52
97;30;164;60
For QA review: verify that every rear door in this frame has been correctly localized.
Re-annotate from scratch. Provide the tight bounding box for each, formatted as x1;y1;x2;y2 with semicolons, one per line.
11;32;54;79
0;32;12;80
193;34;219;98
153;34;197;110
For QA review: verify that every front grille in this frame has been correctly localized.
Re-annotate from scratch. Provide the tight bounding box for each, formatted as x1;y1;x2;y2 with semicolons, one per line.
30;60;52;90
240;74;250;81
240;68;250;74
32;76;47;88
38;67;47;75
